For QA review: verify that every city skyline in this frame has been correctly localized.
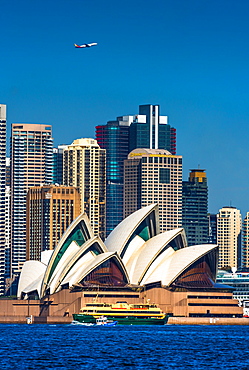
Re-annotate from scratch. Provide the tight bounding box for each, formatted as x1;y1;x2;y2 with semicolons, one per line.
1;0;249;216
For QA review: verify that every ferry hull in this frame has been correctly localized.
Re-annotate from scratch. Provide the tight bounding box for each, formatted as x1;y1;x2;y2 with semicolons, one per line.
72;314;168;325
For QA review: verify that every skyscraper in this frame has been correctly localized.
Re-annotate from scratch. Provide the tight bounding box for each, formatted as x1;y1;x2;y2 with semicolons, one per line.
124;148;182;232
10;123;53;276
63;138;106;240
96;119;130;236
217;206;241;270
0;105;6;295
208;213;217;244
129;104;176;154
5;158;11;281
242;212;249;269
182;169;209;246
26;184;81;260
96;104;176;236
52;145;67;185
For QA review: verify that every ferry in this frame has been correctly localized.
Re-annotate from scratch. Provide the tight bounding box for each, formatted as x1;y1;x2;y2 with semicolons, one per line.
73;301;168;325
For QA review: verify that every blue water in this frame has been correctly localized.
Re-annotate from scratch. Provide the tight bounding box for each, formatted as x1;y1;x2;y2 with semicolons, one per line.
0;324;249;369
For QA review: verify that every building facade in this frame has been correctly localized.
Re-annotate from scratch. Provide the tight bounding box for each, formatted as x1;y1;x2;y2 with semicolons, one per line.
96;119;130;236
5;158;11;280
26;185;81;261
124;148;182;232
63;138;106;240
217;206;242;270
208;213;217;244
129;104;176;154
0;105;7;295
242;212;249;269
10;123;53;276
52;145;67;185
182;169;209;246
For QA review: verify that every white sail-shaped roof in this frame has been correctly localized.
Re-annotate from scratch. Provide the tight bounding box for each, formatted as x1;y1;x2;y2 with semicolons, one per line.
140;247;176;286
59;251;96;289
105;204;159;255
21;274;44;299
17;260;47;299
41;213;93;297
141;244;218;287
47;236;107;295
41;250;54;266
61;252;130;288
129;228;186;285
122;235;145;269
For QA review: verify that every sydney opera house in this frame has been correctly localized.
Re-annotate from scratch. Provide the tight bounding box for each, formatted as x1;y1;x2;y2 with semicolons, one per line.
15;204;242;323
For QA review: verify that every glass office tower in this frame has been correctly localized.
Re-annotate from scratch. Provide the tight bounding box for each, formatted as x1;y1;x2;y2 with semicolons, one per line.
242;212;249;269
182;169;209;246
129;105;176;154
96;119;130;237
52;145;67;184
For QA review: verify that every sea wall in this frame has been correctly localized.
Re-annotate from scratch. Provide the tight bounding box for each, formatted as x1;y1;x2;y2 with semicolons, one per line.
168;317;249;325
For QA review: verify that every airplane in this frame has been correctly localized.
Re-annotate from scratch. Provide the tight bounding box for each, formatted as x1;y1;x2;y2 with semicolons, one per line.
74;42;97;48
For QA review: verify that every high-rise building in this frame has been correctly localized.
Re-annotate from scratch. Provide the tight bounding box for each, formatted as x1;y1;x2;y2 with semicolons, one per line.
5;158;11;280
53;145;67;185
182;169;209;246
217;206;242;270
129;105;176;154
96;119;130;236
63;138;106;240
124;148;182;232
96;104;176;236
208;213;217;244
10;123;53;276
242;212;249;269
26;184;81;261
6;157;10;187
0;105;7;295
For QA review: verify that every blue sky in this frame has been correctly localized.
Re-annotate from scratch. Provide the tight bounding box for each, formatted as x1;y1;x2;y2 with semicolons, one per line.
1;0;249;216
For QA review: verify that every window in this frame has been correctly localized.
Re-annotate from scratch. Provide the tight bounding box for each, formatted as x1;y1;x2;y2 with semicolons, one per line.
159;168;170;184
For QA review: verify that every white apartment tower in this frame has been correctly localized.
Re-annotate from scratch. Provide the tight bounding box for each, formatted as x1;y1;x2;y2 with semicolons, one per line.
124;148;182;232
0;105;6;295
10;124;53;276
217;206;241;270
63;138;106;240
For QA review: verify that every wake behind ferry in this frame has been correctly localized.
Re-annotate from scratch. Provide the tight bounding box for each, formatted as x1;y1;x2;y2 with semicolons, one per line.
73;301;168;325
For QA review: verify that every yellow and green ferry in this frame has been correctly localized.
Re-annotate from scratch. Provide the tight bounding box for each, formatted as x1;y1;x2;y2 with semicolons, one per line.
73;301;168;325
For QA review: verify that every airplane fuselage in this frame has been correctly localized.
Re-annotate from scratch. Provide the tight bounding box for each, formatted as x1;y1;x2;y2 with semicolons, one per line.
74;43;97;48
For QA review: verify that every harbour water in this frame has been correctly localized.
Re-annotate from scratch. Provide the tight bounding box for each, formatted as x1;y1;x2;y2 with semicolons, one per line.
1;324;249;369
